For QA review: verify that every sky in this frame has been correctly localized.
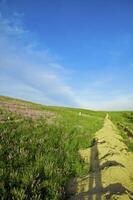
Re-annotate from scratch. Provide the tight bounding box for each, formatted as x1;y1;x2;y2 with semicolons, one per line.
0;0;133;110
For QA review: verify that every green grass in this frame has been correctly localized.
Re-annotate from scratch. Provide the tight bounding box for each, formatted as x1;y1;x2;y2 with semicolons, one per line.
0;96;106;200
109;111;133;152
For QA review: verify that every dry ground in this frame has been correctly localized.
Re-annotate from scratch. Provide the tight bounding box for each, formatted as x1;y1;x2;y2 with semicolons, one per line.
67;115;133;200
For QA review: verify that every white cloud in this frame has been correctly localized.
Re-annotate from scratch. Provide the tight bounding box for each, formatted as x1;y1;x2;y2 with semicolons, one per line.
0;13;79;107
75;96;133;111
0;13;133;110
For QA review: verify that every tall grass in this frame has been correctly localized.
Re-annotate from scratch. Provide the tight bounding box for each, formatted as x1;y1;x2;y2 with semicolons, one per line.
109;111;133;152
0;97;105;199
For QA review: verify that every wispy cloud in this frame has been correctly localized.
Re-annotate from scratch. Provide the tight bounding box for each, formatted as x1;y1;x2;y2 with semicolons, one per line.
0;13;79;107
0;12;133;110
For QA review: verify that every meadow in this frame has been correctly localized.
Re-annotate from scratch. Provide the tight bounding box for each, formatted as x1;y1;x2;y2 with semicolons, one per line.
109;111;133;152
0;96;105;200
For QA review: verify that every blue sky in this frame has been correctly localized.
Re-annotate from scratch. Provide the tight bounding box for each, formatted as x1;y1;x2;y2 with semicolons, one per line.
0;0;133;110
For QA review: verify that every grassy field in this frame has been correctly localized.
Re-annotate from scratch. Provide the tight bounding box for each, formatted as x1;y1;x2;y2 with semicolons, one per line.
109;111;133;152
0;96;106;200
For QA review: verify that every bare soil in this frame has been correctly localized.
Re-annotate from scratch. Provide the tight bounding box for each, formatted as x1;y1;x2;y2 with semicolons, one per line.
67;115;133;200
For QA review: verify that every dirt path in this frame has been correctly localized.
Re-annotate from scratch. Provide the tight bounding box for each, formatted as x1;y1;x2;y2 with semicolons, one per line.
67;115;133;200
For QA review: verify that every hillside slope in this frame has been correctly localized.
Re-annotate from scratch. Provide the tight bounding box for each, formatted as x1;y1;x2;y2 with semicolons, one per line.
0;96;105;200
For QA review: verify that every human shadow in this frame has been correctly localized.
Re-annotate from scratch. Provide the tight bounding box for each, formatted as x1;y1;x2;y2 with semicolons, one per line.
100;160;125;170
75;182;133;199
66;139;102;199
87;139;102;200
66;138;133;199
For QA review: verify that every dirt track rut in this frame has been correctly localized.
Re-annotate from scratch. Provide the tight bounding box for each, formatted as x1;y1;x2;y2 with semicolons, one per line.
68;115;133;200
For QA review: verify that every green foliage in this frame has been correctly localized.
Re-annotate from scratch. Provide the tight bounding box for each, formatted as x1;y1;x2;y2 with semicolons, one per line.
109;111;133;152
0;96;105;199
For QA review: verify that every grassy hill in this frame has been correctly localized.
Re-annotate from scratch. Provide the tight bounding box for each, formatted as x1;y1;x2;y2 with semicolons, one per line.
0;96;133;199
0;96;106;200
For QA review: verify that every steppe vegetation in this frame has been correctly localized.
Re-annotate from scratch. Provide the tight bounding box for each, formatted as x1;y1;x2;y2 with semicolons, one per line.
0;96;105;200
0;96;133;199
110;112;133;152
